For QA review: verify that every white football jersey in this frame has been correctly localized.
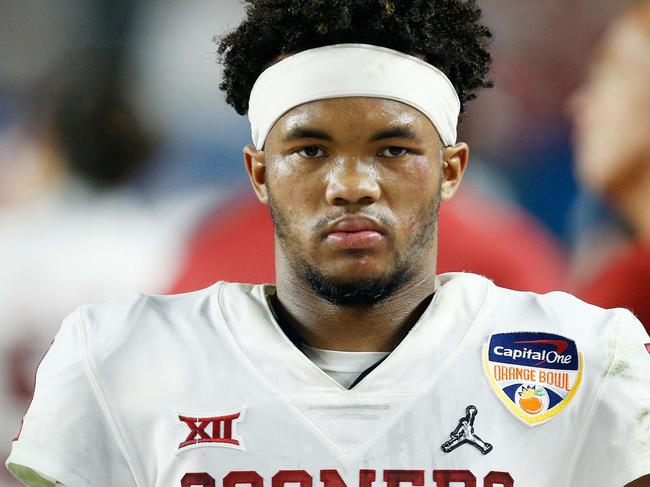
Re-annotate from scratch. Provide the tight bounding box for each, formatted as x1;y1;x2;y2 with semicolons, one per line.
6;273;650;487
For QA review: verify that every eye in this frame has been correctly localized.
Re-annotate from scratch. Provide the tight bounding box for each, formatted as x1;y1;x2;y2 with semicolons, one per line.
296;146;327;158
378;146;409;158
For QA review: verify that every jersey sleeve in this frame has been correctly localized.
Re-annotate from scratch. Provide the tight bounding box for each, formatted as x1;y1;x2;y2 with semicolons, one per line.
5;308;137;487
572;310;650;486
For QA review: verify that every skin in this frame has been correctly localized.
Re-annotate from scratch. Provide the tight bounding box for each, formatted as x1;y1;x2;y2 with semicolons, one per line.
630;476;650;487
569;9;650;238
244;97;468;351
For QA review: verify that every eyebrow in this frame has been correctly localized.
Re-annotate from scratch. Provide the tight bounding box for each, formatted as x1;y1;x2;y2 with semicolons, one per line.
370;126;422;143
283;127;333;142
281;124;422;143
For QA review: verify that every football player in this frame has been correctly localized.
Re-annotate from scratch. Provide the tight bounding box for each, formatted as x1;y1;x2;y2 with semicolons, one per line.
6;1;650;486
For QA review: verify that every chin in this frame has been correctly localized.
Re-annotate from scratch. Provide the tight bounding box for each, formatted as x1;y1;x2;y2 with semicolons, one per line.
328;251;392;273
302;260;412;307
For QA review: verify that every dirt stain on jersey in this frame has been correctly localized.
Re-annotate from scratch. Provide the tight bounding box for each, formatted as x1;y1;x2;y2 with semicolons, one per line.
603;337;617;378
607;359;631;378
637;409;650;453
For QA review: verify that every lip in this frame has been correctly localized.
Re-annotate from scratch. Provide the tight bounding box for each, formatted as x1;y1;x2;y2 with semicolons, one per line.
323;216;386;249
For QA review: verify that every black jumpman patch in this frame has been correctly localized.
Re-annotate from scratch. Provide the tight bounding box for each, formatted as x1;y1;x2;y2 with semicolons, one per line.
441;405;493;455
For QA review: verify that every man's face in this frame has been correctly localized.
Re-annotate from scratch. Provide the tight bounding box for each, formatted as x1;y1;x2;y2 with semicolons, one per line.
570;18;650;196
247;97;464;305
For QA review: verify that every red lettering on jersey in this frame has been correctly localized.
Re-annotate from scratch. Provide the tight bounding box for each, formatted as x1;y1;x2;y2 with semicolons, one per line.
360;470;376;487
384;470;425;487
178;413;241;449
272;470;313;487
321;470;347;487
644;343;650;355
433;470;477;487
180;469;514;487
321;469;377;487
181;472;216;487
224;471;264;487
483;472;514;487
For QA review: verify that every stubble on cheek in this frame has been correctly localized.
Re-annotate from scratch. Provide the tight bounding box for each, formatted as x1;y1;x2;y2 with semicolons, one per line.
265;154;304;241
394;197;438;269
266;176;320;263
398;156;442;253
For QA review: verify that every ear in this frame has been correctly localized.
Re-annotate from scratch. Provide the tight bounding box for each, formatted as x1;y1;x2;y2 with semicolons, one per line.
243;144;268;203
440;142;469;200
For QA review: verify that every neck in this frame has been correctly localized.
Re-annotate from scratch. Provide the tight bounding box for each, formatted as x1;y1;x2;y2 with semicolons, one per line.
273;266;437;352
612;157;650;240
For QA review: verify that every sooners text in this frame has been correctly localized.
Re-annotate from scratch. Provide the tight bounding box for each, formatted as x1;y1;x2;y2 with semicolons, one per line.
181;469;514;487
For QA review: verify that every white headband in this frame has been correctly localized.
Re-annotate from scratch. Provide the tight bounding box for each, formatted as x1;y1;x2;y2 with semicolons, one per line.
247;43;460;150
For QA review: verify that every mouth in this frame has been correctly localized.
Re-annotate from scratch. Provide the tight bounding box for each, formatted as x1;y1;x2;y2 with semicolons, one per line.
323;216;386;250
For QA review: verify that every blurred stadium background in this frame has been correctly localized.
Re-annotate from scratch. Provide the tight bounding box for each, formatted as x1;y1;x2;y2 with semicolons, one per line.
0;0;646;483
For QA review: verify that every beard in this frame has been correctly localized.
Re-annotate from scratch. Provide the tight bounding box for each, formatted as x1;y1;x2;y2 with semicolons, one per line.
267;180;440;307
301;256;413;306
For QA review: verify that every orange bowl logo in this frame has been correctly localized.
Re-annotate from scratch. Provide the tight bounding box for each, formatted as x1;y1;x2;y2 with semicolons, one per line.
483;331;583;426
516;384;549;415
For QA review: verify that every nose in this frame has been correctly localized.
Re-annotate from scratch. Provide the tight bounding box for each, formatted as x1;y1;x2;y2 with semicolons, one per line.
325;158;381;207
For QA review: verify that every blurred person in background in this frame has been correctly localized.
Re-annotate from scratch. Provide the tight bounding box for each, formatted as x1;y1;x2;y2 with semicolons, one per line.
569;0;650;331
456;0;630;243
0;51;208;483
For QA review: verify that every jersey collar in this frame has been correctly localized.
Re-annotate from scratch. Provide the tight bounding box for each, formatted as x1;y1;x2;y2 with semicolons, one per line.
217;272;491;396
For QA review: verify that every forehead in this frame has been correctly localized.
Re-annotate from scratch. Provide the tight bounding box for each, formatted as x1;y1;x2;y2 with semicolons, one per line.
270;97;439;140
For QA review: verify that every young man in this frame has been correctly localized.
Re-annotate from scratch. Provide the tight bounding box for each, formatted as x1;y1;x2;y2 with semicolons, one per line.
6;1;650;486
569;0;650;332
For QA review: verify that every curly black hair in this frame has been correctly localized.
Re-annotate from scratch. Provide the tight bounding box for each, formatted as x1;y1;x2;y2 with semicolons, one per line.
217;0;492;118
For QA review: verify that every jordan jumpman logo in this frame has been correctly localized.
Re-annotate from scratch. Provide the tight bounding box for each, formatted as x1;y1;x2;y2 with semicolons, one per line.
441;405;493;455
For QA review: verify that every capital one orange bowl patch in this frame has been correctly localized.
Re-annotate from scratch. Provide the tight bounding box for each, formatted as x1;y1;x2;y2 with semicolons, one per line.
483;332;583;426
